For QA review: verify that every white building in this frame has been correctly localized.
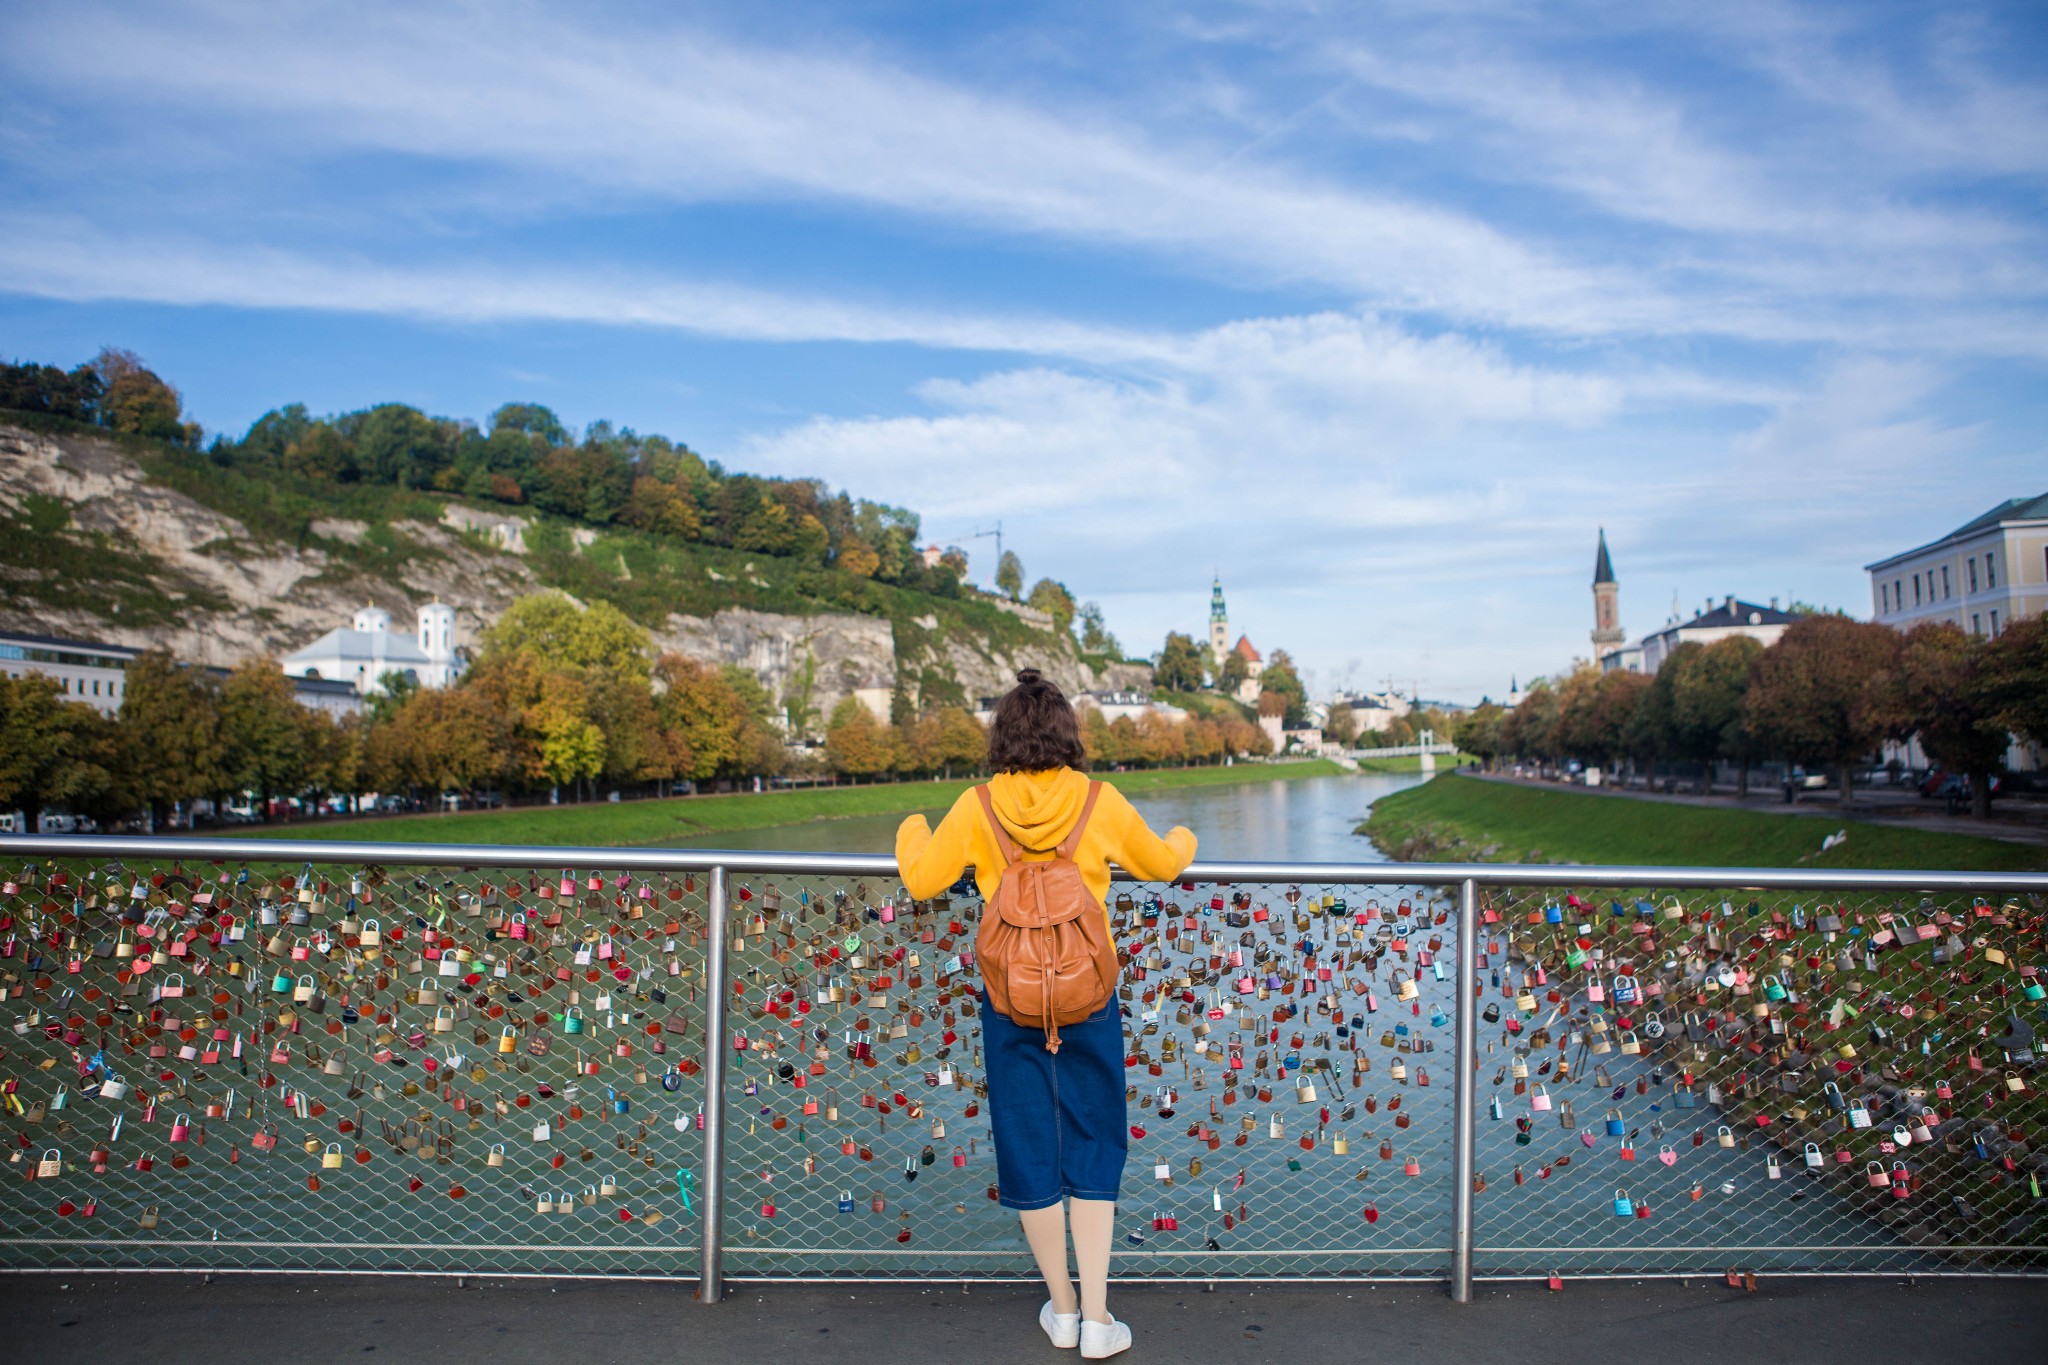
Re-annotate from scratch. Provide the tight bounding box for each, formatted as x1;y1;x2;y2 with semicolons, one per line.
1336;689;1411;734
282;602;463;696
0;631;138;715
1615;597;1798;675
1866;493;2048;638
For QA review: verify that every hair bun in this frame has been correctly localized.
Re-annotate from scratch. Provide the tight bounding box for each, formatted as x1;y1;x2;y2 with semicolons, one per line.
1015;668;1043;685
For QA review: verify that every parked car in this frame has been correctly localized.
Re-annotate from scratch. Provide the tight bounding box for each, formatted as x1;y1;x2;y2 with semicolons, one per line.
1921;772;2000;802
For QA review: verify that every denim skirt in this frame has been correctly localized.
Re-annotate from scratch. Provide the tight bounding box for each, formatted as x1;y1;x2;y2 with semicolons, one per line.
981;989;1127;1210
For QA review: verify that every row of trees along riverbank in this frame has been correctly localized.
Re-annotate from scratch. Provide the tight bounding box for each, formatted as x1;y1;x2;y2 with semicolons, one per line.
0;592;1272;832
1448;613;2048;818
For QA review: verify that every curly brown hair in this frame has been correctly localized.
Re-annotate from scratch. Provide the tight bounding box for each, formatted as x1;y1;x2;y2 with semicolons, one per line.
986;668;1088;773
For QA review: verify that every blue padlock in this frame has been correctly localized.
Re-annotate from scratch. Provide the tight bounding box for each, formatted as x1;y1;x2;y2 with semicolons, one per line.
1605;1109;1626;1137
1544;904;1563;924
1612;1189;1634;1217
838;1189;855;1214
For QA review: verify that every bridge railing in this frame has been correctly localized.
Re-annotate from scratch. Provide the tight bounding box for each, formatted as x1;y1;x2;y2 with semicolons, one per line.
0;833;2043;1298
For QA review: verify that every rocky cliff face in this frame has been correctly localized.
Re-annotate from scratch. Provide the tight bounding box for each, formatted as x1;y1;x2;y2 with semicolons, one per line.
0;421;1150;713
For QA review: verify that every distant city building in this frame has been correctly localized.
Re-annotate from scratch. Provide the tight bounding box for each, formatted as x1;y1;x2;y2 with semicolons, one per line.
1603;597;1797;676
2;629;359;715
1206;578;1266;704
0;631;138;715
282;602;463;695
1332;688;1411;734
920;544;943;569
1866;493;2048;638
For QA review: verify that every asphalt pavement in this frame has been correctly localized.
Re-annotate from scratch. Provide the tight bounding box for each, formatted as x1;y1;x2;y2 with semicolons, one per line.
2;1274;2042;1365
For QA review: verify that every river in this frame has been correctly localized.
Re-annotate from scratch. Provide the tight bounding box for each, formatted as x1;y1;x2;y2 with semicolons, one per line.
678;769;1431;858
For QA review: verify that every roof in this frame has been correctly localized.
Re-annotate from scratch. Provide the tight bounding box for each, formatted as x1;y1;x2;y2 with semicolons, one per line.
1865;492;2048;570
0;629;141;659
1593;528;1616;585
1232;634;1261;663
282;627;432;668
1654;598;1796;637
291;676;360;697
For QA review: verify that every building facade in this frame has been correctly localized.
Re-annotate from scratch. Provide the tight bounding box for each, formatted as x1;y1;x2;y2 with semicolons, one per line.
0;631;139;715
1866;494;2048;638
282;602;463;696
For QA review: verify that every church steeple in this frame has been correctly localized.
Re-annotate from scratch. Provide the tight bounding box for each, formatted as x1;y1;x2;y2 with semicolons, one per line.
1209;575;1228;664
1590;528;1624;659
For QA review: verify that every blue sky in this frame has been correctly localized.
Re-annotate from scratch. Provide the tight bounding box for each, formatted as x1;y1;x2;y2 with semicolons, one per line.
3;0;2044;701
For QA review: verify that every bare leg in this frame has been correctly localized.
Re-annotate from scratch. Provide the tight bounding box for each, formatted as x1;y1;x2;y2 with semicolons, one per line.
1020;1202;1077;1315
1068;1197;1115;1324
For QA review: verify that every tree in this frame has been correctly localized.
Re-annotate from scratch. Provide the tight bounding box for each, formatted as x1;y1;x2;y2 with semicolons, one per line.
91;348;192;444
1027;578;1077;633
529;672;606;791
1627;660;1680;788
1985;612;2048;750
1556;666;1649;773
1217;649;1249;696
118;648;226;829
1261;649;1307;724
0;674;117;831
1076;602;1121;658
1155;632;1208;692
652;655;748;783
220;658;309;819
837;535;881;578
1324;703;1359;747
1743;615;1900;806
995;550;1025;601
620;476;704;539
825;697;896;779
367;670;420;725
931;708;986;778
366;685;513;795
479;592;651;681
1870;622;2008;818
586;663;666;786
1502;681;1561;764
1453;703;1506;769
1668;635;1763;793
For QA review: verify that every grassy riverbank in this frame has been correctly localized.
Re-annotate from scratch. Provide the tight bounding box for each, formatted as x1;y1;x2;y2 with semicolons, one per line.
1362;772;2048;871
1350;752;1476;774
241;759;1349;848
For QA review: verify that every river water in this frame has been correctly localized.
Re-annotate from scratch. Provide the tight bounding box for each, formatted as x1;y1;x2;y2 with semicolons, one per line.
679;769;1430;859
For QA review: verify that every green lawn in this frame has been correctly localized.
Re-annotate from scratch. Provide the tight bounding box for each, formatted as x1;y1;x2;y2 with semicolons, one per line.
241;760;1348;848
1362;772;2048;871
1349;751;1476;774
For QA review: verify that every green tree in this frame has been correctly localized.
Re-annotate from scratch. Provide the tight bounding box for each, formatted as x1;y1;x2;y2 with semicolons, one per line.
0;674;118;831
220;658;309;820
1453;702;1506;769
1027;578;1077;633
1668;635;1763;793
1076;601;1120;657
529;672;605;792
366;685;513;796
1502;680;1561;764
1261;649;1307;724
354;403;446;488
1743;615;1900;806
1324;703;1359;747
1154;632;1208;692
651;655;747;783
479;592;651;680
91;348;192;444
117;648;226;829
367;670;420;726
995;550;1025;601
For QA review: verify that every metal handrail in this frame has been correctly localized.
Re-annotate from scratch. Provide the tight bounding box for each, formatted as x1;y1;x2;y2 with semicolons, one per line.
2;834;2045;892
3;832;2043;1300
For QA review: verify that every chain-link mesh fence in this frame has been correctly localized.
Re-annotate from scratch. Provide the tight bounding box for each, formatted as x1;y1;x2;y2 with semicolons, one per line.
2;838;2043;1285
0;854;709;1274
717;878;1458;1279
1466;883;2048;1279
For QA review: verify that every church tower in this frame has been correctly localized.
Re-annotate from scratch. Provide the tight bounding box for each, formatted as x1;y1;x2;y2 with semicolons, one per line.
1209;576;1229;665
1591;529;1624;660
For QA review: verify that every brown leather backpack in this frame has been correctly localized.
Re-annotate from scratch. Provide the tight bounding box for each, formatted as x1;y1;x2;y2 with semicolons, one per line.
974;781;1118;1052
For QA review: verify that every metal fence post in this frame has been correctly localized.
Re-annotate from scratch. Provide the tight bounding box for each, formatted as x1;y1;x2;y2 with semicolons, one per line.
697;865;730;1302
1451;876;1478;1302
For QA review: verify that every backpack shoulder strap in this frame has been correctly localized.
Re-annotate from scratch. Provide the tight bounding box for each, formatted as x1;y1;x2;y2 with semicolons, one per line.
1055;780;1104;860
974;784;1022;866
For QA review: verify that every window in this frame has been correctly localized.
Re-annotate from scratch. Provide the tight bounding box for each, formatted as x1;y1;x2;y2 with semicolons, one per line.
91;679;99;696
1968;558;1979;593
1973;614;1983;636
1913;574;1922;605
1987;554;1997;589
1940;565;1950;598
1894;579;1903;610
1880;583;1890;613
1990;609;2000;635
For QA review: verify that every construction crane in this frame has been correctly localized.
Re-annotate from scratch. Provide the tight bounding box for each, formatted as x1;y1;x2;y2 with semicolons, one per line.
955;521;1003;588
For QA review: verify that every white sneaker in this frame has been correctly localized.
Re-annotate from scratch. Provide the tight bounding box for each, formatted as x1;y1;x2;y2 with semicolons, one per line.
1080;1316;1131;1359
1039;1300;1081;1349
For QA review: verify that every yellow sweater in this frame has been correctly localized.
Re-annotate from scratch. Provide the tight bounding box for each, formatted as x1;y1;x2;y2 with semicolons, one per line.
895;767;1198;910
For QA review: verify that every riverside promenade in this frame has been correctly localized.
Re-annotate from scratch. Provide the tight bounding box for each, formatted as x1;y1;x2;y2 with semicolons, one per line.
4;1274;2044;1365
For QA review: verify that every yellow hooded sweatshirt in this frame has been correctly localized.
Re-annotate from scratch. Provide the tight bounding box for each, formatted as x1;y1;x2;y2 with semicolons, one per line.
895;767;1197;914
